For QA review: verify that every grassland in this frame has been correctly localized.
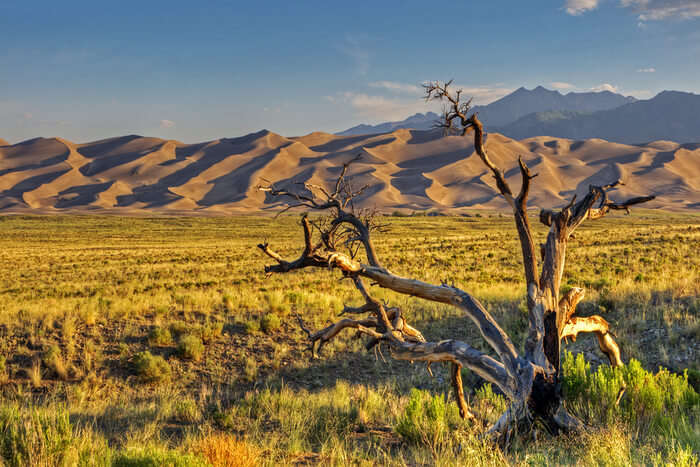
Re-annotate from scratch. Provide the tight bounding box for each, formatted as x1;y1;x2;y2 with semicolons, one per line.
0;212;698;465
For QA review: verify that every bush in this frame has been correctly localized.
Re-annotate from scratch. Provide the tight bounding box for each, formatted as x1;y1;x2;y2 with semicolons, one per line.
395;389;459;451
132;351;171;384
0;404;76;467
172;399;201;423
562;352;700;451
113;447;207;467
169;321;189;337
200;321;223;343
148;327;173;346
260;313;281;334
244;319;260;334
42;345;68;380
177;335;205;361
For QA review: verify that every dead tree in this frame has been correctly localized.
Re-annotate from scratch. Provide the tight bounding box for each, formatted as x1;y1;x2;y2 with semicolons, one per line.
257;80;655;438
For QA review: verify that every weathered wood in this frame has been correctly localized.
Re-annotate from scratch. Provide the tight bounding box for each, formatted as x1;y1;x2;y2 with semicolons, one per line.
258;80;655;437
451;363;475;420
561;316;623;367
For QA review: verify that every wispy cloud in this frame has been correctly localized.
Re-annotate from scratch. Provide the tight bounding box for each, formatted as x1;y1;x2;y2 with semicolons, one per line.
368;81;423;94
636;67;656;72
324;92;433;122
364;81;512;105
591;83;620;92
621;0;700;20
564;0;600;15
564;0;700;20
435;83;514;105
325;82;514;122
550;81;577;90
159;119;176;129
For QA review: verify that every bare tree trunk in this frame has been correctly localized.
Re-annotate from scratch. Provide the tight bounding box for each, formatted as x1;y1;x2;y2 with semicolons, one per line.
257;80;655;438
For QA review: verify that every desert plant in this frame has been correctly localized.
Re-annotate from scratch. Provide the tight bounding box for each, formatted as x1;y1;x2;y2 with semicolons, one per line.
177;335;204;361
172;399;201;423
42;345;68;380
132;351;171;384
200;321;223;343
396;388;459;452
112;446;207;467
148;327;173;346
260;313;281;334
0;405;76;467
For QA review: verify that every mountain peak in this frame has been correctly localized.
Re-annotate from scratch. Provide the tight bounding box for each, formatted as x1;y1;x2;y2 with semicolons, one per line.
337;84;666;137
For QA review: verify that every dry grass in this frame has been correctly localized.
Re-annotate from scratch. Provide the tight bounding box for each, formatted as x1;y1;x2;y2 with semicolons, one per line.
0;212;697;465
192;434;260;467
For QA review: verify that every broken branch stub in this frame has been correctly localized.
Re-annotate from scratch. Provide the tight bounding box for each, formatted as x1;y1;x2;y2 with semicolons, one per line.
257;80;655;436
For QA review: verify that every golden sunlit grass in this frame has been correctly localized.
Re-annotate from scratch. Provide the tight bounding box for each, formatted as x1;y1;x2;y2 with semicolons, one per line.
0;212;698;464
192;434;260;467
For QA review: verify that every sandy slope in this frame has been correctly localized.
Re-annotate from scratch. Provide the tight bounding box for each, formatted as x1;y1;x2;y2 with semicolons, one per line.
1;129;698;214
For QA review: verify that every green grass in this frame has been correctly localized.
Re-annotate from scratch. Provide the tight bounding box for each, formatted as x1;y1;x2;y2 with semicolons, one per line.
0;212;698;464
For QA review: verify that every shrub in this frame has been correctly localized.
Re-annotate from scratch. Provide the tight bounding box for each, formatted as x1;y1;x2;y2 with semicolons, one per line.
244;319;260;334
177;335;204;361
395;389;459;452
112;447;207;467
172;399;201;424
222;294;235;312
260;313;281;334
170;321;189;337
148;327;173;346
132;351;171;384
200;321;223;343
244;357;258;382
42;345;68;380
562;352;700;451
0;404;76;467
264;291;289;314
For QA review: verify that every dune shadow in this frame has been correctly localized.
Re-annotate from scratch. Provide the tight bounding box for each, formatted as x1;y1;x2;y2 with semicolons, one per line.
310;135;388;153
1;169;70;198
198;146;290;206
55;182;115;208
0;153;70;177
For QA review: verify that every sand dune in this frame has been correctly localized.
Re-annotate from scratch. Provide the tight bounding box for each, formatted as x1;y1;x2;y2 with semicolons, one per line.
1;129;698;214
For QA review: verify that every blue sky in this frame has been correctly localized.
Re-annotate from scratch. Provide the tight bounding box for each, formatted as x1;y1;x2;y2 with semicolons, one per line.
1;0;699;143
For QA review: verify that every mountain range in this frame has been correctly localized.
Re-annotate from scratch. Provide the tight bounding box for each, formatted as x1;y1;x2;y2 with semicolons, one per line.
338;87;700;145
1;129;698;214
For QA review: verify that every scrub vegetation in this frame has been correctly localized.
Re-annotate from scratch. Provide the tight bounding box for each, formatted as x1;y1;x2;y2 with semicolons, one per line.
0;213;698;465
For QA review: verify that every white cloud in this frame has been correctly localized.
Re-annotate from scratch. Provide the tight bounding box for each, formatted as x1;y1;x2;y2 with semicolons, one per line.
368;80;512;104
325;83;514;122
447;84;514;105
591;83;620;92
345;93;432;121
621;0;700;20
624;89;654;98
564;0;600;15
159;119;175;128
324;91;435;121
566;0;700;20
550;81;577;90
636;67;656;72
368;81;423;94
